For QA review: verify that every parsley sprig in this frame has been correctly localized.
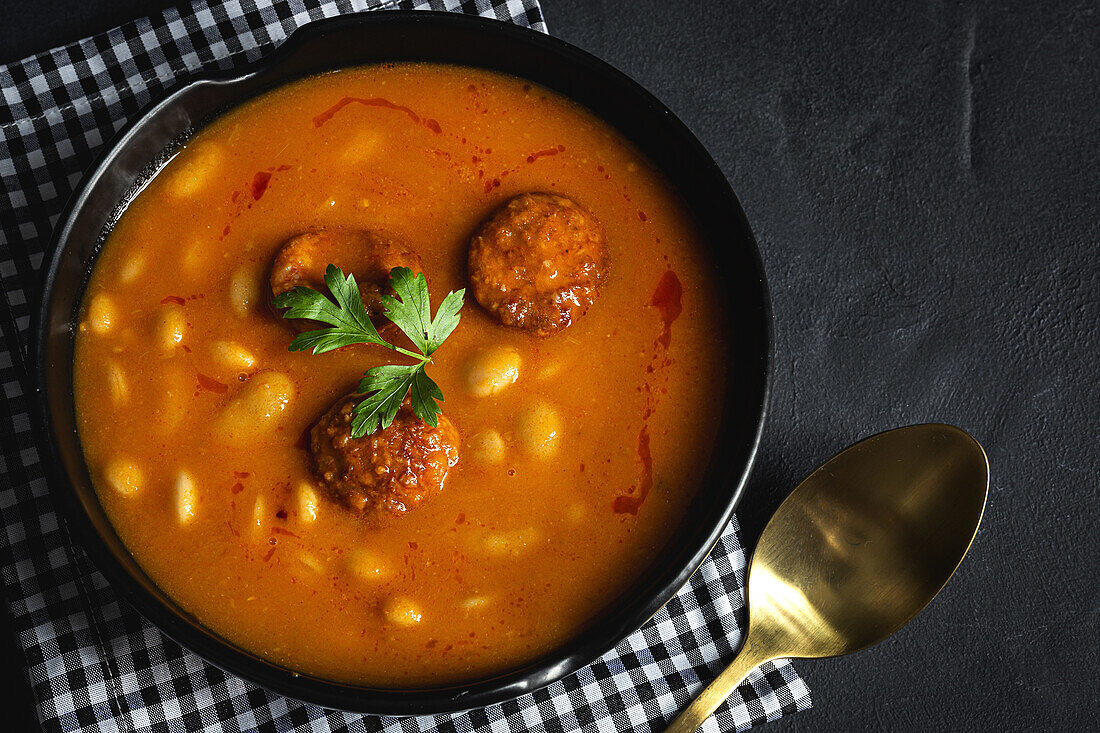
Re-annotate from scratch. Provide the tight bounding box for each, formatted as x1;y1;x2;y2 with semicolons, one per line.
272;264;464;438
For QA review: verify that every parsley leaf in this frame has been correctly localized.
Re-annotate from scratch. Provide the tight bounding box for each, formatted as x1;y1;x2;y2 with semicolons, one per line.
380;268;433;355
409;368;444;427
428;289;466;353
272;265;390;355
351;364;419;436
381;267;466;356
276;264;463;438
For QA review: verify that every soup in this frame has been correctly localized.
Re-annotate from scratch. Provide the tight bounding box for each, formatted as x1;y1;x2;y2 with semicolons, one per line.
73;63;727;686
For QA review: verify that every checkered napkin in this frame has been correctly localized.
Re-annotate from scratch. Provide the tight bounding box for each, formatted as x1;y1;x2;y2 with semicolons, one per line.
0;1;811;730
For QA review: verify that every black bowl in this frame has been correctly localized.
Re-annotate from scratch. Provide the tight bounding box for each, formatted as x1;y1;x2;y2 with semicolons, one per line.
33;11;773;715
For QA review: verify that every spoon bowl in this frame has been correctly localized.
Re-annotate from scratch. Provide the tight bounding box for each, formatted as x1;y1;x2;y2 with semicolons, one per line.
668;424;989;731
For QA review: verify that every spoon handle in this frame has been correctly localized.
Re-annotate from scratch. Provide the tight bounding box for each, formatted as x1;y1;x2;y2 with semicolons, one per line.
664;642;771;733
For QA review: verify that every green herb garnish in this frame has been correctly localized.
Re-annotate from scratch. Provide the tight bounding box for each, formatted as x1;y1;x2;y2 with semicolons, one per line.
272;264;464;438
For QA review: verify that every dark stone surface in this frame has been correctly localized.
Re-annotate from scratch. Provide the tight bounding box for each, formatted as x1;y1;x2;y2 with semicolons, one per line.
545;0;1099;729
2;0;1097;730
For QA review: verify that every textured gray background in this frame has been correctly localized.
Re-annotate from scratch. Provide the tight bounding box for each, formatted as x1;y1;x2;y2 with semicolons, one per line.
2;0;1098;730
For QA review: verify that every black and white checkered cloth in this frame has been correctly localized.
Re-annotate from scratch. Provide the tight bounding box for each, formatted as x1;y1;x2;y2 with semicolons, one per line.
0;1;811;730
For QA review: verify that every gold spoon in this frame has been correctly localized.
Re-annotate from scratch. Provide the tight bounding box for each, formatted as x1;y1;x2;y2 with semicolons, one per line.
666;423;989;733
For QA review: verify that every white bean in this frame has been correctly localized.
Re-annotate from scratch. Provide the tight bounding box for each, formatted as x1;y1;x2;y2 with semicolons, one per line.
117;255;144;284
297;481;319;522
347;549;391;582
182;239;207;274
218;372;295;440
228;266;261;317
175;470;197;524
166;144;223;197
298;552;323;573
341;130;383;164
460;596;490;611
103;458;142;496
210;340;256;371
251;495;266;534
84;293;115;334
105;360;128;405
154;307;187;353
462;345;521;397
515;399;562;460
382;596;422;626
536;360;563;381
468;429;506;465
483;528;540;557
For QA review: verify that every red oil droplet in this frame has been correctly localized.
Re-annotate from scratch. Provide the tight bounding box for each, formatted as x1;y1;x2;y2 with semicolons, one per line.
651;269;683;349
312;96;442;135
526;147;562;164
196;373;228;394
613;426;652;515
251;170;272;200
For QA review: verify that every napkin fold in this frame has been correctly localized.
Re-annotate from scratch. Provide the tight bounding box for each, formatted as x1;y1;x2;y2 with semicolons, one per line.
0;1;810;731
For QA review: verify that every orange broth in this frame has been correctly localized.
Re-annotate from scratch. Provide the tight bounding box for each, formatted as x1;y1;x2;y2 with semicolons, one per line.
72;63;727;685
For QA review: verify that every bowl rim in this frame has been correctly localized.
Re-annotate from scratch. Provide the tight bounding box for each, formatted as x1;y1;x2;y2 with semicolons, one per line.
31;10;774;715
